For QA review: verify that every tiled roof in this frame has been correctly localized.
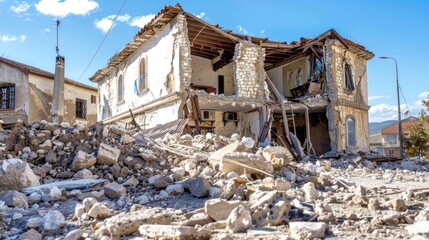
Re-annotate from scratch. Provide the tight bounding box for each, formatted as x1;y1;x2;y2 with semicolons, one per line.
381;117;418;134
0;57;97;91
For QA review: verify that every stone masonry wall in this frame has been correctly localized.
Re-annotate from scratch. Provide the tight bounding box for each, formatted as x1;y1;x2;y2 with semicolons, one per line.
172;13;192;92
233;42;265;99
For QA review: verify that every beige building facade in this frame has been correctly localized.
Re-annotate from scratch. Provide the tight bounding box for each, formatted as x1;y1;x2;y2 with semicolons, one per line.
0;57;98;126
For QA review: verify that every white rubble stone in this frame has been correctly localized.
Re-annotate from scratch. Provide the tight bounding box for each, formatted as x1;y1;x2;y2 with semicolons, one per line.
74;169;94;179
74;203;85;218
241;137;255;149
289;222;327;239
120;134;135;144
97;143;120;165
18;229;42;240
26;217;43;229
165;184;184;195
138;224;211;240
226;205;252;233
43;210;65;230
0;158;40;191
104;182;126;199
28;192;42;205
302;182;319;201
88;202;113;219
71;150;96;171
205;199;246;221
83;197;98;212
148;174;163;185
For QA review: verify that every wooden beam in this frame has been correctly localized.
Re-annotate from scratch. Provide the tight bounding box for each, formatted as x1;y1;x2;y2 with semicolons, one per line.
213;54;233;71
185;13;239;43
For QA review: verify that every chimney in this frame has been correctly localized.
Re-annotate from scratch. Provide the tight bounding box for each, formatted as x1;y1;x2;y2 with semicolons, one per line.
51;55;65;123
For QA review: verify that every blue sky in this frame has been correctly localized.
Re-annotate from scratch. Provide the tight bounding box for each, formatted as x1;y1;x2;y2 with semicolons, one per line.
1;0;428;122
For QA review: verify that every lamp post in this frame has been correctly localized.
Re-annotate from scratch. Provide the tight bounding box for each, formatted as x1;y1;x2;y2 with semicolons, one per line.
380;56;405;159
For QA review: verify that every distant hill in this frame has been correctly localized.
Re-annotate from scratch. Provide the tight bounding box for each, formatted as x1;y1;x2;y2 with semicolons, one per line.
369;120;397;135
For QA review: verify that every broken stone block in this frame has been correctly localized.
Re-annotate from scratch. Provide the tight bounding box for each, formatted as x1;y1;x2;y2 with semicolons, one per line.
0;190;28;208
43;210;65;230
391;198;407;211
205;199;246;221
26;217;43;229
154;176;173;189
95;208;172;237
302;182;319;202
109;125;127;135
289;222;327;239
249;190;290;226
120;134;135;144
104;182;126;199
28;192;41;205
138;224;211;240
226;205;252;233
368;198;380;211
87;202;113;219
274;178;291;191
74;169;94;179
97;143;120;165
41;186;62;202
74;203;85;218
83;197;98;212
0;158;40;191
18;229;42;240
262;146;293;168
165;184;184;195
220;152;274;175
71;150;96;171
140;151;158;162
186;177;210;198
415;208;429;221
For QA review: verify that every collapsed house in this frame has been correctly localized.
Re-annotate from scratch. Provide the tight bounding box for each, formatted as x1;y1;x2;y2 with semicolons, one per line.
90;4;374;156
0;57;98;126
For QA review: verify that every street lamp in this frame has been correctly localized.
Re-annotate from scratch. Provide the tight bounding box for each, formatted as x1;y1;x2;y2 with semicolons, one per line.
379;56;405;159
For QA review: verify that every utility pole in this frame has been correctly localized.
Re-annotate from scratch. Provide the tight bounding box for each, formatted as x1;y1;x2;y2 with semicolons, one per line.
380;56;405;159
51;20;65;123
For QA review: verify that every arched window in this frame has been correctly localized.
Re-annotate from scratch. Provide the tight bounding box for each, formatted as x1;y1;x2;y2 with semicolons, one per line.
139;58;147;92
346;116;356;147
117;75;124;102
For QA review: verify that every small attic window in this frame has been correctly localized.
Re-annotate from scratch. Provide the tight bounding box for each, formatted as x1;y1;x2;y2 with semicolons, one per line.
344;63;355;90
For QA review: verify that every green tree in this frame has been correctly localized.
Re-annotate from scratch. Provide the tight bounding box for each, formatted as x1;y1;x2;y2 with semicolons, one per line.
404;95;429;158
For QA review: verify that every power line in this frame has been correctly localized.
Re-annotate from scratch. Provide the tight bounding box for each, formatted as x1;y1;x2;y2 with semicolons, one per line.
399;85;411;116
64;0;127;93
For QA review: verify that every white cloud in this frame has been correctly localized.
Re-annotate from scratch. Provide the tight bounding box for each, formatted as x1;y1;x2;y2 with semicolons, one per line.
10;2;30;14
196;12;205;19
35;0;99;18
368;95;390;101
369;98;426;122
259;29;265;34
129;14;155;28
236;25;248;35
44;28;50;32
0;34;26;42
94;14;130;33
417;91;429;100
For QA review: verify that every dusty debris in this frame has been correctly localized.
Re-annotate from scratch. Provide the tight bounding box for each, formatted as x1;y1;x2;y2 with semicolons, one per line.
0;121;428;239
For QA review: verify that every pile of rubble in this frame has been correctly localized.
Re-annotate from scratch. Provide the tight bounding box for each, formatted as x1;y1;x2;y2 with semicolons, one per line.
0;121;428;239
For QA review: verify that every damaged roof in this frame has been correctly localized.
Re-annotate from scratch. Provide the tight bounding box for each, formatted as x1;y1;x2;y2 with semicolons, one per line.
0;57;97;91
90;3;374;82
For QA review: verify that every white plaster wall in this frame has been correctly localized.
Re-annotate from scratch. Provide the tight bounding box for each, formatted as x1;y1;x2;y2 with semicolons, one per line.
98;20;178;120
243;111;260;137
29;74;98;124
266;66;284;96
134;100;182;129
0;62;29;114
191;55;233;94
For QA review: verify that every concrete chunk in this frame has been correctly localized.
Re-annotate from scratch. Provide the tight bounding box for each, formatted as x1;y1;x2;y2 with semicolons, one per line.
104;181;126;199
205;199;246;221
0;158;40;191
289;222;327;239
138;224;211;240
71;150;96;171
97;143;120;165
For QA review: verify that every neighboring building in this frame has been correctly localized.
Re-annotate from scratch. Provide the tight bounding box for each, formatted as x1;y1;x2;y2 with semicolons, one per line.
0;57;98;126
90;4;374;155
373;117;417;158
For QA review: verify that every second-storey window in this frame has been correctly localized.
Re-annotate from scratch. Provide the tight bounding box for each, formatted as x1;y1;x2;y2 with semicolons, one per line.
76;98;87;119
344;63;355;90
117;75;124;102
139;58;148;92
